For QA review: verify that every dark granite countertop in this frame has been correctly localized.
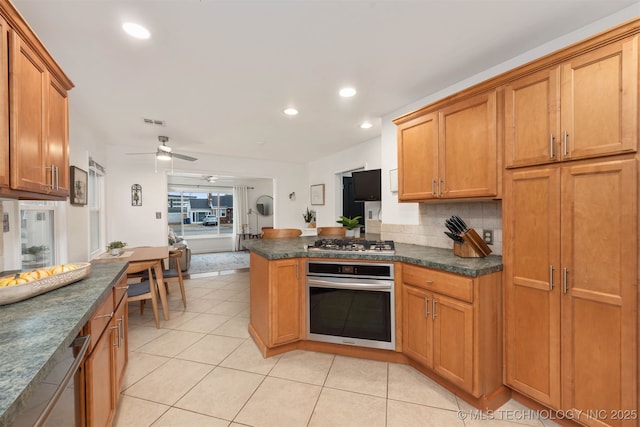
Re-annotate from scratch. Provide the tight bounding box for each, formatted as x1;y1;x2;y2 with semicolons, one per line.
243;236;502;277
0;261;128;426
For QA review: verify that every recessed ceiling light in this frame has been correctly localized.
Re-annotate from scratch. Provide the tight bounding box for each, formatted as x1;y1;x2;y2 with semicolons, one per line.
360;121;373;129
284;108;299;116
339;87;356;98
122;22;151;40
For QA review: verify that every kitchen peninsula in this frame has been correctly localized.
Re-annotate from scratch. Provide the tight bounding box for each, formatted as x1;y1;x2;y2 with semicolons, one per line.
244;237;506;410
0;262;128;426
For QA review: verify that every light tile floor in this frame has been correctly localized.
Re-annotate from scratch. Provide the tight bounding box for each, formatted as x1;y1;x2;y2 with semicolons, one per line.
114;269;561;427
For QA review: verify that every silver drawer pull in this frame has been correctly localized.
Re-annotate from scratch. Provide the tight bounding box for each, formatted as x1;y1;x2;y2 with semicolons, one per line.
94;311;114;319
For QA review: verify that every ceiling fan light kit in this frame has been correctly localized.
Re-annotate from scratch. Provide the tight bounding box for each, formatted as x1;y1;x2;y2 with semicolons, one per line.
127;135;198;163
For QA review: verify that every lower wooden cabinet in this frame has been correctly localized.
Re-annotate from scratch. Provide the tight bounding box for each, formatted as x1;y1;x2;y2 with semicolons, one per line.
504;158;638;426
249;253;304;351
401;263;502;400
81;271;128;427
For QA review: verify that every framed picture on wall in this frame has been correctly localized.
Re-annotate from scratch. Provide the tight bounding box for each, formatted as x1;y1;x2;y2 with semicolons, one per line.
310;184;325;205
70;166;88;206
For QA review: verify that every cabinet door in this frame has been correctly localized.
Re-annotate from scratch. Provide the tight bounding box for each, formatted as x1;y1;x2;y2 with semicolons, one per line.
439;90;497;198
560;159;637;425
505;67;561;168
397;112;439;201
560;36;638;161
432;294;473;394
9;31;48;194
270;258;303;345
85;328;115;427
402;284;432;368
0;16;8;189
47;76;69;196
503;167;561;407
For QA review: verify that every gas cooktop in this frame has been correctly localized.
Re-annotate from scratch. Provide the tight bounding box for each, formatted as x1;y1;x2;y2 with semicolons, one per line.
307;239;396;254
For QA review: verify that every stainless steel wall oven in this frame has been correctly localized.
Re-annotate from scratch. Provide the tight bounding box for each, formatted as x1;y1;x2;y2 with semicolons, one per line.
306;260;395;350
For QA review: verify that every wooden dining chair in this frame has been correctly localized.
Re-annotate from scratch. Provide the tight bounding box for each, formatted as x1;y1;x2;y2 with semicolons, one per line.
317;226;346;237
126;260;161;328
161;249;187;309
261;228;302;239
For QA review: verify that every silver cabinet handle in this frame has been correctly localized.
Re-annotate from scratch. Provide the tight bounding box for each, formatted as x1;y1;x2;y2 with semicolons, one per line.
431;179;436;196
563;268;568;294
438;179;443;196
563;131;569;157
432;299;437;320
111;323;119;347
94;311;114;319
425;297;429;317
549;134;555;158
119;315;125;344
549;265;554;290
55;166;59;190
47;165;55;190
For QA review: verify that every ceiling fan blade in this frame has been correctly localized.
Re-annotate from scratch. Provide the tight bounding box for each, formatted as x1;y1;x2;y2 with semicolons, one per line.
172;152;198;162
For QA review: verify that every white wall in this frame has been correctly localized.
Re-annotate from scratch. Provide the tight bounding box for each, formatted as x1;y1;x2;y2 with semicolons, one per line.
307;137;381;228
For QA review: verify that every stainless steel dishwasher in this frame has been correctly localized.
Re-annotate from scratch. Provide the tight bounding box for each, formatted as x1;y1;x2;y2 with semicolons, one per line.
12;335;90;427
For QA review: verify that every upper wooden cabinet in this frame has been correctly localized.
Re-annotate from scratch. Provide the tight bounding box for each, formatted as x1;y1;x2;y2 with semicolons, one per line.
395;90;498;201
505;36;638;168
0;0;73;200
0;15;8;190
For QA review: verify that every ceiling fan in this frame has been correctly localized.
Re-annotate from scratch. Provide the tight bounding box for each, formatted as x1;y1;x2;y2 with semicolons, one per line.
127;136;198;162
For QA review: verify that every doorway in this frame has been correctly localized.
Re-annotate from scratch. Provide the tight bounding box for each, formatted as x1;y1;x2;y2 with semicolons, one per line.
342;176;365;232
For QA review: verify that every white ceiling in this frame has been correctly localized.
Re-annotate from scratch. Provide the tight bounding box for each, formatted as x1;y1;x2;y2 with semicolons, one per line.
12;0;640;165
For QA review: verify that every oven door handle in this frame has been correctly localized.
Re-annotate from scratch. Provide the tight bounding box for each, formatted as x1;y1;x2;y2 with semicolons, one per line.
33;335;91;427
307;278;392;291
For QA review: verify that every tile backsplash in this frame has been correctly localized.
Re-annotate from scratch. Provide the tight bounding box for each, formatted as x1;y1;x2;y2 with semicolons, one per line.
378;200;502;255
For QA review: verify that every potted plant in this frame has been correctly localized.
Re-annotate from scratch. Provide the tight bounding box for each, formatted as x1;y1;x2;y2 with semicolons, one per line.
336;215;362;238
303;207;316;228
106;240;127;256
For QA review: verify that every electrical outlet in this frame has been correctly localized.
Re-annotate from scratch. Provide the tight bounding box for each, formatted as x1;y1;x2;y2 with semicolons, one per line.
156;212;162;219
483;229;493;245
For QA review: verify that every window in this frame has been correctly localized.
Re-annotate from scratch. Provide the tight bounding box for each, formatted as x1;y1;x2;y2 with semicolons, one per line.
89;158;106;256
20;202;57;268
168;191;233;238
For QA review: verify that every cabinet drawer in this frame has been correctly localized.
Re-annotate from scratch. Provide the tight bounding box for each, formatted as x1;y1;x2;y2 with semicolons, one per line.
85;291;114;351
402;264;473;303
112;272;128;308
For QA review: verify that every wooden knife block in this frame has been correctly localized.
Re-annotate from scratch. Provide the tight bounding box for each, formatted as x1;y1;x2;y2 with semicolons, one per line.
453;228;492;258
453;241;483;258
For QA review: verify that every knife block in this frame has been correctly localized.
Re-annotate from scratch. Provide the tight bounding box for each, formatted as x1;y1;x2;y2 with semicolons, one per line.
453;228;492;258
453;241;483;258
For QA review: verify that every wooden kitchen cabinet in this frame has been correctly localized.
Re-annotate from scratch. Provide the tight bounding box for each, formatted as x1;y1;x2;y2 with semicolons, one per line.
394;90;498;201
396;112;439;200
249;253;304;353
402;283;474;393
0;15;8;190
81;271;129;427
503;158;637;426
401;263;501;400
0;0;73;200
505;36;638;168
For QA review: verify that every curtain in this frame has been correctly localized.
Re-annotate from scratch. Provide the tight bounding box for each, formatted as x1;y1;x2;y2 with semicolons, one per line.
233;186;250;251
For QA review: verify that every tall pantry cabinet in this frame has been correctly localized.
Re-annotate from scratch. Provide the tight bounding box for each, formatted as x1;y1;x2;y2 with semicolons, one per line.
503;25;638;427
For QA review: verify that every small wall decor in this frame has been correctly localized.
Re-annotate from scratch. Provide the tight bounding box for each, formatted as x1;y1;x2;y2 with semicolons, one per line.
310;184;325;205
70;166;88;205
131;184;142;206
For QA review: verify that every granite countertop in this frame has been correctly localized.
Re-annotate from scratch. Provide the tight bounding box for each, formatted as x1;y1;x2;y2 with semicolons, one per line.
243;236;502;277
0;261;128;426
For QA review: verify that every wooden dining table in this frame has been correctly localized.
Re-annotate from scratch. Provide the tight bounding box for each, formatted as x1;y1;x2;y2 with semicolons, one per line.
93;246;171;321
